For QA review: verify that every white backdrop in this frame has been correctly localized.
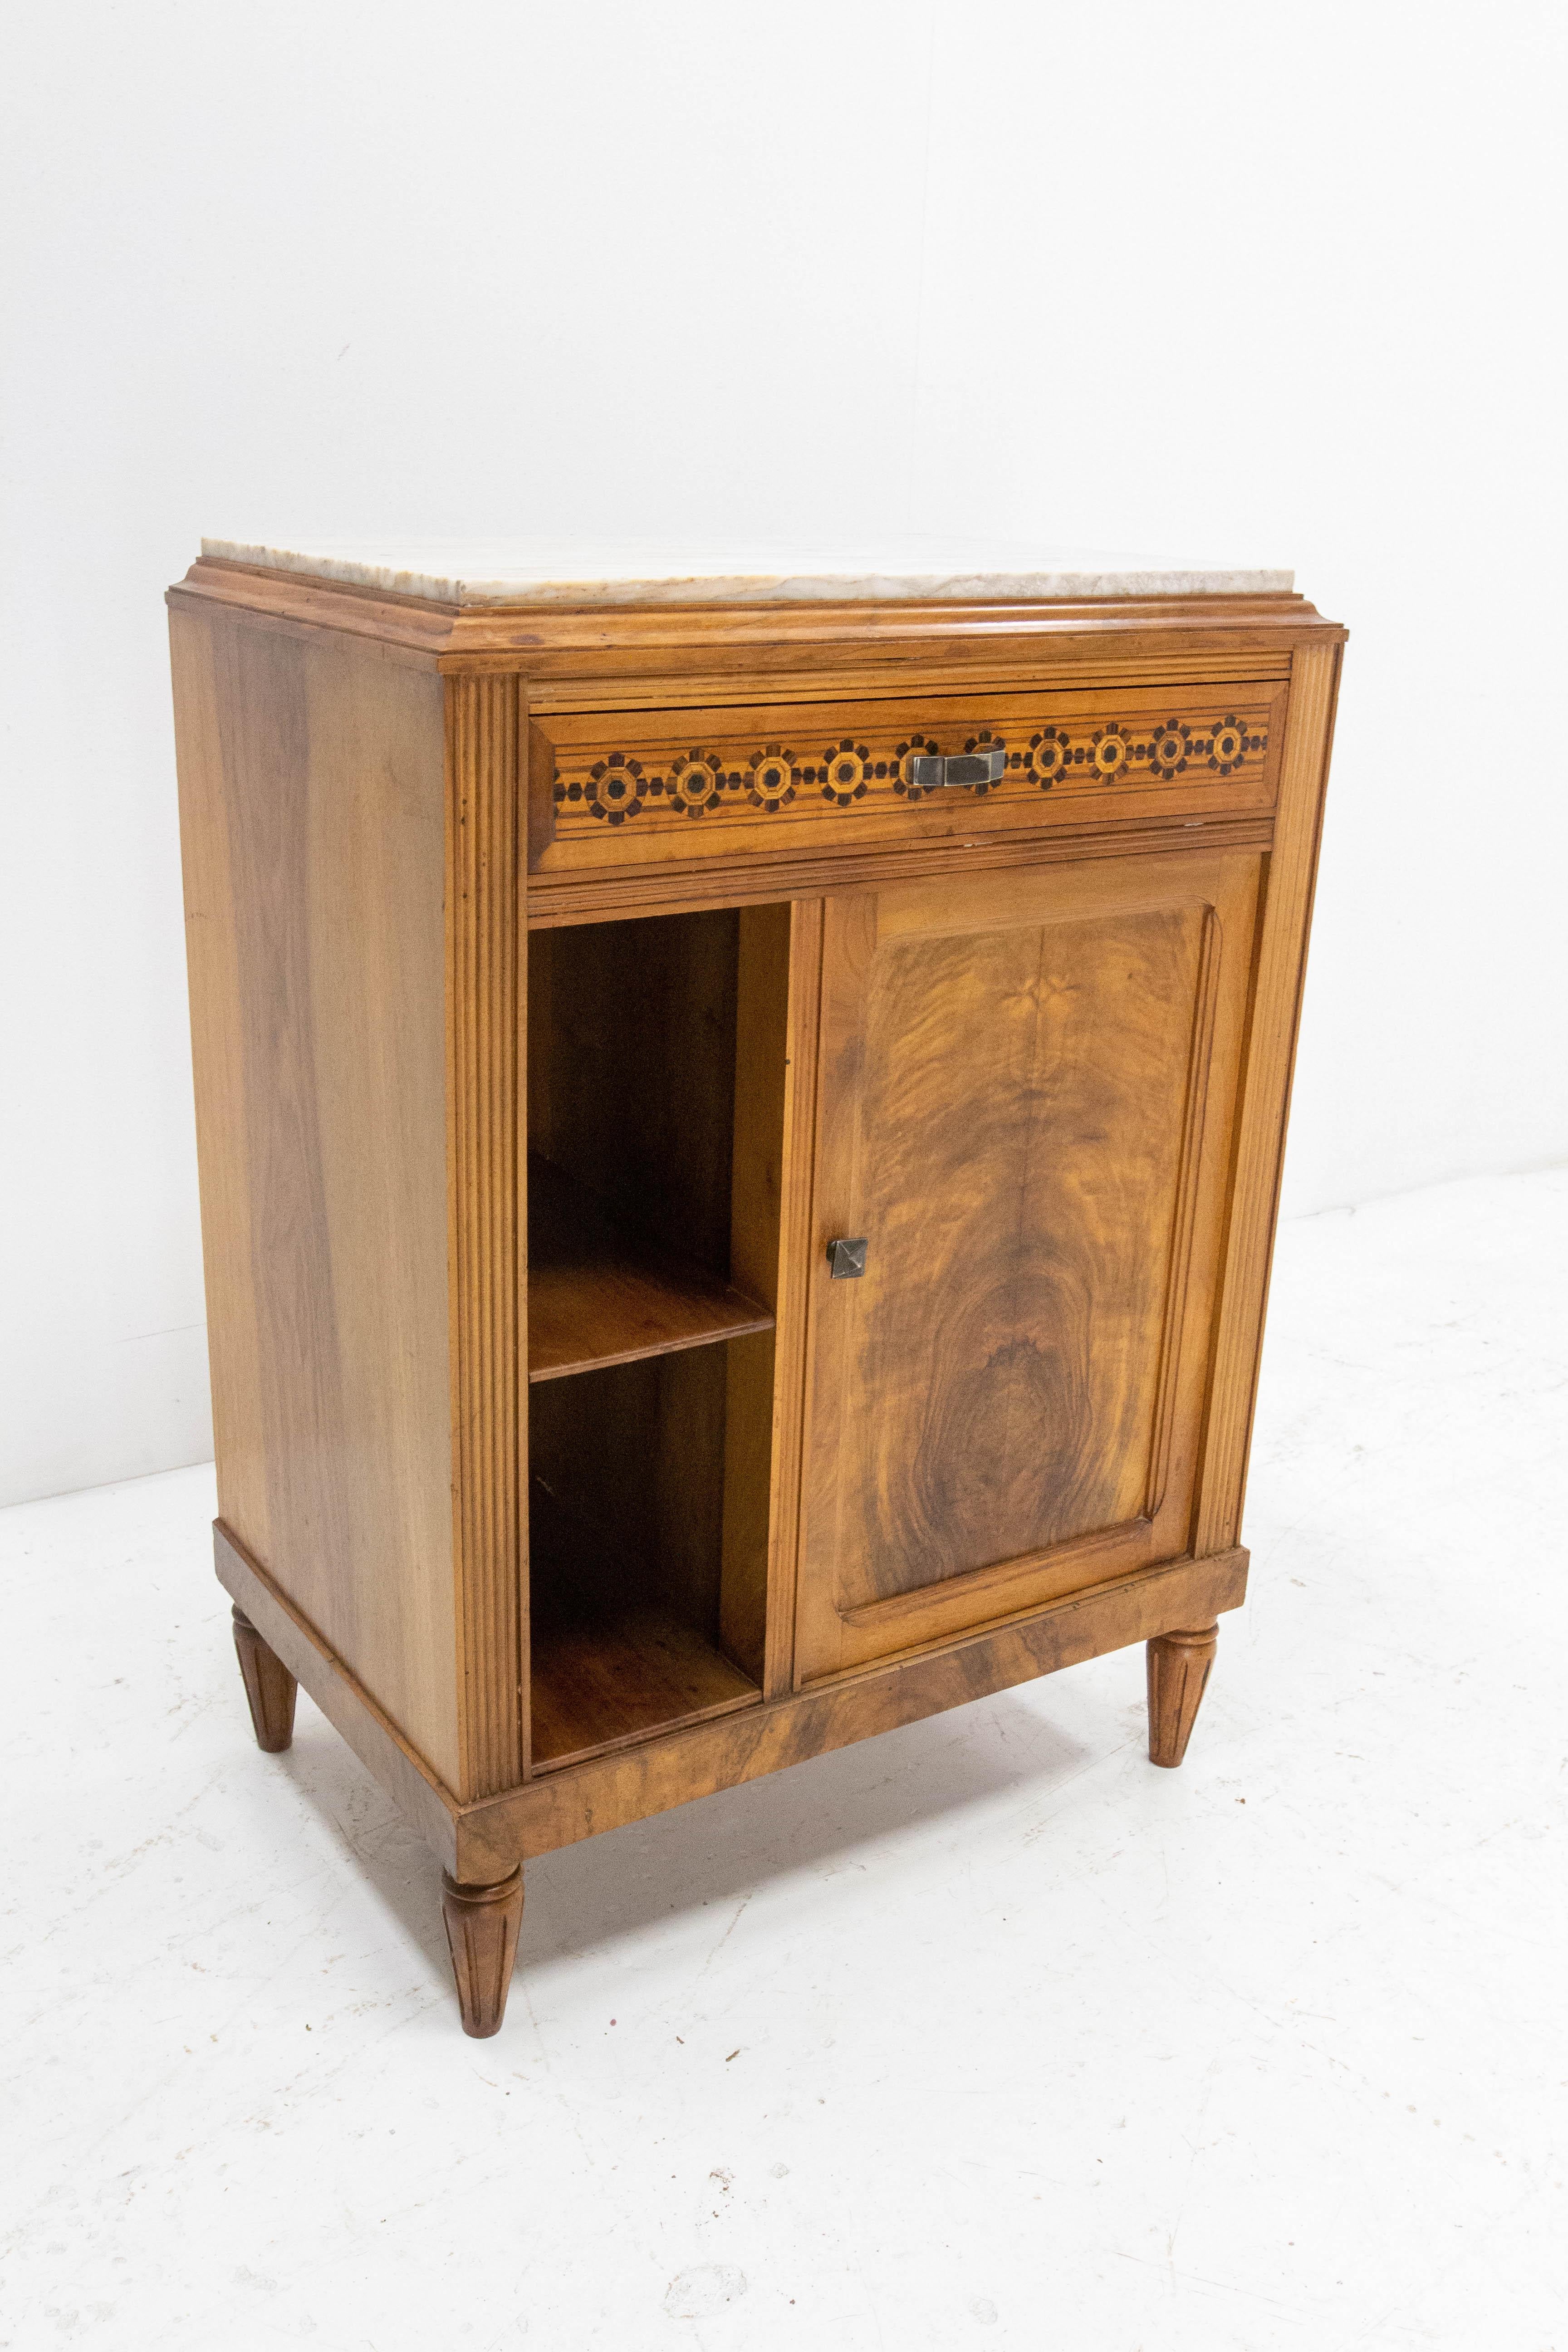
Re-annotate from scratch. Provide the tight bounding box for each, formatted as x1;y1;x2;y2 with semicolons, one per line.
2;0;1563;1506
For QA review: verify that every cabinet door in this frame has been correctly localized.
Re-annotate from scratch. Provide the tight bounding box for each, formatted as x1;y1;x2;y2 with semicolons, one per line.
794;847;1263;1684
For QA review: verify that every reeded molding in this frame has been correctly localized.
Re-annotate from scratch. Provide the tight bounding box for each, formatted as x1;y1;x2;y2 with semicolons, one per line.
445;674;525;1798
441;1868;524;2037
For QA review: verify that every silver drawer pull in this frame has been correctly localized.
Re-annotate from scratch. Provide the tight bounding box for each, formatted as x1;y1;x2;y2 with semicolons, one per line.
908;745;1006;791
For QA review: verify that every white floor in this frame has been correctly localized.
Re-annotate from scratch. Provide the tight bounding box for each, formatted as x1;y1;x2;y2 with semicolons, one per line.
3;1171;1565;2352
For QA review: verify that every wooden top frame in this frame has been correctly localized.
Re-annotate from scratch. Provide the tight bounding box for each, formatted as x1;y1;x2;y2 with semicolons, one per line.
169;558;1345;698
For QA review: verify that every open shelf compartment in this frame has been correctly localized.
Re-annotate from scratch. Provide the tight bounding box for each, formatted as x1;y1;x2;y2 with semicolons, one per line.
529;1347;765;1768
524;903;790;1769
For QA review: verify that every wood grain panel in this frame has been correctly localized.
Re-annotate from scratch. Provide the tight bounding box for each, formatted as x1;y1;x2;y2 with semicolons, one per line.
171;609;462;1784
796;848;1261;1681
446;674;525;1797
851;906;1207;1575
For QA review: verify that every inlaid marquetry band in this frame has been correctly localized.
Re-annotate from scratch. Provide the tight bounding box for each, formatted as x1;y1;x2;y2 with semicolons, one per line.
551;712;1269;831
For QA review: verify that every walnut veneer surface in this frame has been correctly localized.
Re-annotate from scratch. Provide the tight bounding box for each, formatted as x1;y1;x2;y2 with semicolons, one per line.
170;550;1343;2036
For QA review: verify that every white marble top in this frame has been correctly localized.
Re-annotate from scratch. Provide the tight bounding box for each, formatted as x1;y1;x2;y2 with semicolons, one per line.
201;537;1293;609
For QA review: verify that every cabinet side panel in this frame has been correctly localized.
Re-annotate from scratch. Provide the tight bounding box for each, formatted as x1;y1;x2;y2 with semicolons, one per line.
171;608;461;1788
1194;640;1343;1552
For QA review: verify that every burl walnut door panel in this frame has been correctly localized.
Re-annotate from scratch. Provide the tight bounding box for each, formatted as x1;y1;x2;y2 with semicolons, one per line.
794;848;1264;1684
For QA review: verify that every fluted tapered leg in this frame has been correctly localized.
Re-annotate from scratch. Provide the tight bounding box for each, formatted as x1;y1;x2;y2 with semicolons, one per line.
441;1867;524;2038
1147;1623;1219;1768
232;1604;298;1752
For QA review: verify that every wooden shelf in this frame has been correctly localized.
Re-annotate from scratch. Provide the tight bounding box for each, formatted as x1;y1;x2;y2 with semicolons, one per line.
528;1480;760;1769
527;1154;774;1384
531;1599;761;1770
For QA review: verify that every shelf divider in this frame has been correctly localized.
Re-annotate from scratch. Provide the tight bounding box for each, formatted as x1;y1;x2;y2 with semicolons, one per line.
526;1154;775;1385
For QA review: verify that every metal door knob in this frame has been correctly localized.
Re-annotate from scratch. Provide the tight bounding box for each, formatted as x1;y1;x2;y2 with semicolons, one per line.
827;1236;868;1280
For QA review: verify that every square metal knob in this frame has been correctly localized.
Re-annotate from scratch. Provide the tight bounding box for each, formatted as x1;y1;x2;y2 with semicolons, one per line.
827;1236;868;1280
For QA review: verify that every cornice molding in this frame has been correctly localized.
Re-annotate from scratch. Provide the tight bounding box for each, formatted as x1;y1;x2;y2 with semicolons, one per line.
168;558;1346;683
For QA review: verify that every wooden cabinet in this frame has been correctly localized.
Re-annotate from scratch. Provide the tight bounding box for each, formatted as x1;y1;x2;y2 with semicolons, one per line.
170;547;1343;2036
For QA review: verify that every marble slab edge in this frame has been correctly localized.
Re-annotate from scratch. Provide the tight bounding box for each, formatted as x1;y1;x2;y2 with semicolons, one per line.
202;539;1295;610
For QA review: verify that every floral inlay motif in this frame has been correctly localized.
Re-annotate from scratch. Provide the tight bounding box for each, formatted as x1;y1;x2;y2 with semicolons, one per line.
549;710;1270;832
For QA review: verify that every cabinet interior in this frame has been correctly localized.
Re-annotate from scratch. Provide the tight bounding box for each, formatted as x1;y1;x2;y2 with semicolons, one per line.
525;904;790;1769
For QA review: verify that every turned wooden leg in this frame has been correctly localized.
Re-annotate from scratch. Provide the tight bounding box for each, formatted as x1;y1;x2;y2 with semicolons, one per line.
441;1868;524;2038
1147;1622;1219;1768
231;1604;298;1752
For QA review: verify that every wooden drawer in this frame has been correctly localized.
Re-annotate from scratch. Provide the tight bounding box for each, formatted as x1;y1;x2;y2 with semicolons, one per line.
527;681;1285;877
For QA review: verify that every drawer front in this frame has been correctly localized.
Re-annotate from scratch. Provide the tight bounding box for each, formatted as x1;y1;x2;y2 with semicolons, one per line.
528;682;1285;876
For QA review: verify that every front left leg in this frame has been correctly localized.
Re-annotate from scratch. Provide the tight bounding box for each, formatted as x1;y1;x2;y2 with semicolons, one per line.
441;1867;524;2038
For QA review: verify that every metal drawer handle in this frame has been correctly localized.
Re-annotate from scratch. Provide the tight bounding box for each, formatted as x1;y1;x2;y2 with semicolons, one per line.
907;745;1006;791
827;1236;868;1280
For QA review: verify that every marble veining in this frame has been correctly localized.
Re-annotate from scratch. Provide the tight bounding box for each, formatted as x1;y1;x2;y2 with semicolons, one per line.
201;536;1294;608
